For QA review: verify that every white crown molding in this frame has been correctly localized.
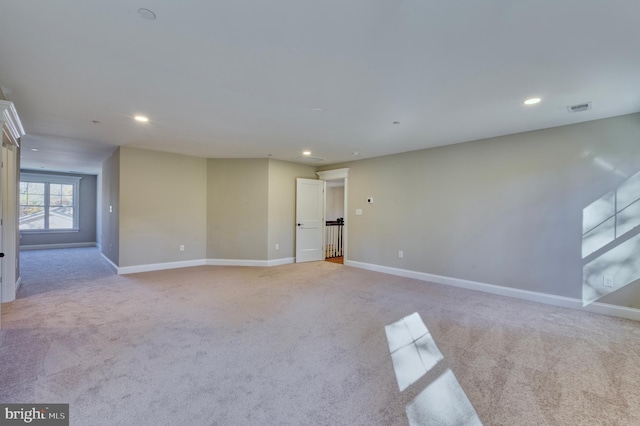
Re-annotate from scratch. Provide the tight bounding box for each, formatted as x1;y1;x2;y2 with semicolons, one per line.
0;100;25;146
316;168;350;181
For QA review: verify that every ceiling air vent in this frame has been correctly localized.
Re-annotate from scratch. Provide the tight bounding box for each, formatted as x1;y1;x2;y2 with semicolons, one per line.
293;155;325;163
567;102;592;113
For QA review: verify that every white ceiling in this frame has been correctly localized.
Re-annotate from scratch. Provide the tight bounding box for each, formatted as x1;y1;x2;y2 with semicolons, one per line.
1;0;639;174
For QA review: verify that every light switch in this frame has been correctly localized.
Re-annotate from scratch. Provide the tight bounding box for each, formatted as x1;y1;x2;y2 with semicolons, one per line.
356;209;363;215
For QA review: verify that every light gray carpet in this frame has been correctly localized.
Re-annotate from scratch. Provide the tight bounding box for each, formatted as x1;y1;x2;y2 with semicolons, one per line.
2;248;640;425
17;247;116;298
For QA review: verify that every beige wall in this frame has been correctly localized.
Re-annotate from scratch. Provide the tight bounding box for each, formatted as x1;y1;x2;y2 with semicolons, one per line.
102;112;640;309
319;113;640;304
207;158;269;260
267;160;318;260
119;147;207;267
101;147;120;265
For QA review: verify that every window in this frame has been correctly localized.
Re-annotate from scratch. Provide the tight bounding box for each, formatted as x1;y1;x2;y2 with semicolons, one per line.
19;173;81;231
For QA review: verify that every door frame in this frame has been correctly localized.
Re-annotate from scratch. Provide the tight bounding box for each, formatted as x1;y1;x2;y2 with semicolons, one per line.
0;101;25;312
316;168;350;262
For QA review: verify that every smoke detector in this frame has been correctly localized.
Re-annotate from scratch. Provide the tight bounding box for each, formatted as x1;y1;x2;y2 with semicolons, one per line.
567;102;592;113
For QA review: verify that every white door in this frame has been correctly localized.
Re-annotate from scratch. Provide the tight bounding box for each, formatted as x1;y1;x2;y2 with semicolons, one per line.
296;178;325;263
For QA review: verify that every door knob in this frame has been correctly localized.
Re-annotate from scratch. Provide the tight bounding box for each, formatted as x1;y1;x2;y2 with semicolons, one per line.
0;253;5;257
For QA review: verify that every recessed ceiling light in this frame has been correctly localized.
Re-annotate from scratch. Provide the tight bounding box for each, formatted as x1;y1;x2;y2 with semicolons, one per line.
30;148;38;152
311;108;323;113
302;151;312;156
524;97;541;105
134;115;149;122
393;121;400;125
138;8;157;20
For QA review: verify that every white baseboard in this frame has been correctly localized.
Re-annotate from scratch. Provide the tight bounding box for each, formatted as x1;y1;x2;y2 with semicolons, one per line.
20;242;97;251
345;260;640;321
267;257;295;267
207;258;268;267
118;259;207;275
206;258;294;267
100;253;119;272
105;257;294;275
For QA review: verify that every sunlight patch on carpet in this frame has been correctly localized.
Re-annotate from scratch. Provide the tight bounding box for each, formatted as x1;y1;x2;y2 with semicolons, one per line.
385;312;483;425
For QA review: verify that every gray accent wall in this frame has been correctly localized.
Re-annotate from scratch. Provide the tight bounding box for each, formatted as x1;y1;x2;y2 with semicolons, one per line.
101;147;120;265
319;113;640;305
119;147;207;268
20;170;98;247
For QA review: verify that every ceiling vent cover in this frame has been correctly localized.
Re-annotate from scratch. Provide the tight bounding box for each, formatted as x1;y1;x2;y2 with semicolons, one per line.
293;155;325;163
567;102;592;113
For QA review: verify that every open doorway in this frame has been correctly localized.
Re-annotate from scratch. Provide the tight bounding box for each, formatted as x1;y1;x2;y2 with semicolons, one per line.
325;179;344;264
316;168;349;265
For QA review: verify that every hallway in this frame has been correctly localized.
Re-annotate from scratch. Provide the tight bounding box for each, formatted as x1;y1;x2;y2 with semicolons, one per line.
18;247;116;298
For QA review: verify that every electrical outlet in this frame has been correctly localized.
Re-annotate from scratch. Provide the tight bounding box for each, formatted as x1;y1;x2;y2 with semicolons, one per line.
603;275;613;288
179;245;185;252
275;243;279;250
109;205;113;213
398;250;403;258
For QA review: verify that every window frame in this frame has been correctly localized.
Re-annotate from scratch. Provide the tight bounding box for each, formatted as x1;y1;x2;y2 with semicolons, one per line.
19;173;82;233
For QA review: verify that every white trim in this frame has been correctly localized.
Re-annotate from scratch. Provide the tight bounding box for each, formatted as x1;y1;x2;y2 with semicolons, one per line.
105;257;294;275
19;173;82;231
267;257;295;267
15;277;22;294
345;260;640;321
0;100;25;146
100;252;118;272
118;259;207;275
20;242;96;251
207;258;269;267
316;168;350;180
2;144;19;303
317;167;349;263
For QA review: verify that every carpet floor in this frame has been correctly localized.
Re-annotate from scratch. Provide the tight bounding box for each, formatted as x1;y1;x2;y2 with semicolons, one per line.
2;248;640;425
